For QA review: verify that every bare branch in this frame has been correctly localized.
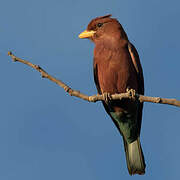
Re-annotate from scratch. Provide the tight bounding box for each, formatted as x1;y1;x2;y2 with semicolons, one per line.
8;51;180;108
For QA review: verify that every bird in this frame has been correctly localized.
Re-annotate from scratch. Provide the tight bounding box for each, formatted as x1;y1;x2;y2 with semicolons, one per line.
79;14;145;175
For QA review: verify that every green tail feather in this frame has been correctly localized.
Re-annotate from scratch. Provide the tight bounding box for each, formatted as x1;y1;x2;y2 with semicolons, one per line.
123;137;146;175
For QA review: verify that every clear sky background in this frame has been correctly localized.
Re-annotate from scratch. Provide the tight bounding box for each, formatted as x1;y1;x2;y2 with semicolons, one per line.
1;0;180;179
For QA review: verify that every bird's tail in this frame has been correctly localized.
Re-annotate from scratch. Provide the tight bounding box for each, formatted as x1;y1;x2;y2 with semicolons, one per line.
123;137;146;175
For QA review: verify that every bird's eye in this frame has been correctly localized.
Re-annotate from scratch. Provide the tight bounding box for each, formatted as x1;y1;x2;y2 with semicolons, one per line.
97;23;103;28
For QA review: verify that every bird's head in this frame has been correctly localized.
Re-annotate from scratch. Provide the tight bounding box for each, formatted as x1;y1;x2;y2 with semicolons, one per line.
79;14;128;46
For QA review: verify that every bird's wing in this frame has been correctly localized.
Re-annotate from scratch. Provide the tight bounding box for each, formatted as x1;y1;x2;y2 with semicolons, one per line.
128;42;144;95
128;42;144;133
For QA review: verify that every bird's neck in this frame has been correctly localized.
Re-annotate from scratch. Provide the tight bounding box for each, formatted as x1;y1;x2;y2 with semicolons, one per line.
94;38;128;54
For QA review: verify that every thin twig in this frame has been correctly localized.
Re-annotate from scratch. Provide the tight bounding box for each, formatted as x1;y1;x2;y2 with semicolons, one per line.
8;51;180;108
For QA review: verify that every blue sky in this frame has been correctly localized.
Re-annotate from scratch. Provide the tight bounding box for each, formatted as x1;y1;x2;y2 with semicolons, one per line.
1;0;180;179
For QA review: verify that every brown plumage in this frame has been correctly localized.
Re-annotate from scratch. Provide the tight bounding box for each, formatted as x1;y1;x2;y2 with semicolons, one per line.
79;14;145;175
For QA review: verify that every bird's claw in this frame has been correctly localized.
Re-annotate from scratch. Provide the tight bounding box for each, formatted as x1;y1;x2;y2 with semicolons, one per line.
102;92;112;104
126;88;136;98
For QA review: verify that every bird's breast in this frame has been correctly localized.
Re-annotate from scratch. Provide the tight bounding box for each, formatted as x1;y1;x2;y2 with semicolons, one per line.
94;46;138;94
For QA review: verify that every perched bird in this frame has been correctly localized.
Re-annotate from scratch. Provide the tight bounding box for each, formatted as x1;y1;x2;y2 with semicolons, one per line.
79;15;145;175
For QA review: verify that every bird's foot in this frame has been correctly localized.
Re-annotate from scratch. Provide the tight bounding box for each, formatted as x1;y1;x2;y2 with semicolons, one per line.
126;88;136;99
102;92;112;104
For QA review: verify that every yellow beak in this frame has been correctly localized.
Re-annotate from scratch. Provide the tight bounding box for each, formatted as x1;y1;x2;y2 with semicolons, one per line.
78;30;96;39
